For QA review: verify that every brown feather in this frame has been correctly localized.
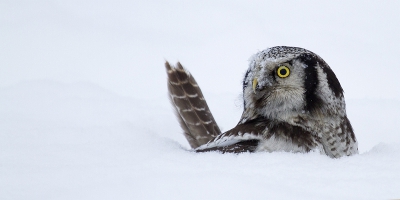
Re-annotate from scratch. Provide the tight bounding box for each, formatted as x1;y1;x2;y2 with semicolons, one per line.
196;140;260;153
166;62;221;148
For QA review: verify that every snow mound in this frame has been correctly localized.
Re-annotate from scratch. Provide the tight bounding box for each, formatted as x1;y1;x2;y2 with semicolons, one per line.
1;81;399;200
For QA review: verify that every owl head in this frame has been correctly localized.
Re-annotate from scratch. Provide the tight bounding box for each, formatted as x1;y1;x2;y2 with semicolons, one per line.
240;46;346;126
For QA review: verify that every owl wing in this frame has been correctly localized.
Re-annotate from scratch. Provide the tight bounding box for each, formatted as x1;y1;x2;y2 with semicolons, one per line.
166;62;221;148
196;140;260;153
195;118;267;153
321;116;358;158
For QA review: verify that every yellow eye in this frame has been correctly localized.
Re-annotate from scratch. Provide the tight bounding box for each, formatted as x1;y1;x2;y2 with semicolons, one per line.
277;66;290;78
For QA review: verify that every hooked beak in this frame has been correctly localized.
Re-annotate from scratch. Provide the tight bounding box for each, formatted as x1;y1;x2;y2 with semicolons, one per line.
252;78;258;94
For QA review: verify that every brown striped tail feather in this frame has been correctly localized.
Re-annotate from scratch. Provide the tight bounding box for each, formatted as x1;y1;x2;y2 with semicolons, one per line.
165;62;221;148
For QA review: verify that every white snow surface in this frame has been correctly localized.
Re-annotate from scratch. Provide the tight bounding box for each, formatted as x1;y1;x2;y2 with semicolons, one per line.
1;81;400;200
1;1;400;199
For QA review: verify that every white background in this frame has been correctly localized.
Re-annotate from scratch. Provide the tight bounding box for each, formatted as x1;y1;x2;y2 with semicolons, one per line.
1;1;400;199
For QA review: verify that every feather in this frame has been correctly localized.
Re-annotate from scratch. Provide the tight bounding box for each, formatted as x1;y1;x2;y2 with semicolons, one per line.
166;62;220;148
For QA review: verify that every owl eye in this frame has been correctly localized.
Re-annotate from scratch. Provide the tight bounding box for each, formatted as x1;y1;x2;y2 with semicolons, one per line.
276;66;290;78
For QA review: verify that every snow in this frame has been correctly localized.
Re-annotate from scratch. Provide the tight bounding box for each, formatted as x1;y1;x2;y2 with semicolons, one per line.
1;1;400;199
1;81;400;199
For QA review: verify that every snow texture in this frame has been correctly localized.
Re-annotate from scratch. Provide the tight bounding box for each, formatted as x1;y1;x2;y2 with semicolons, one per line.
1;1;400;199
1;81;399;200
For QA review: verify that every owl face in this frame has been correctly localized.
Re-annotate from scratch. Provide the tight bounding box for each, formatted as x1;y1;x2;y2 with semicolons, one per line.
240;46;345;125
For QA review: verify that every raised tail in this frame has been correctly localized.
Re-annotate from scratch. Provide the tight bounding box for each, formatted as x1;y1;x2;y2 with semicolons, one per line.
165;62;221;148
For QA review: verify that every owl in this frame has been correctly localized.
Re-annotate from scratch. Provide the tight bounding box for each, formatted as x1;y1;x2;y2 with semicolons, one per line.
166;46;358;158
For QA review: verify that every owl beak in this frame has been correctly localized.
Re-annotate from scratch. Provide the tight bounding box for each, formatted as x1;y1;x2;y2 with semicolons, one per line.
252;78;258;94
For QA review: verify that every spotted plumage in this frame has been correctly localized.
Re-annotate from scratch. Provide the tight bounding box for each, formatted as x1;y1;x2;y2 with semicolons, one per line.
166;46;358;158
